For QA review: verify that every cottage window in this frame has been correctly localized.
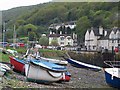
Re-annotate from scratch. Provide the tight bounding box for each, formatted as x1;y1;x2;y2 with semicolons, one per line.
60;42;64;45
93;46;96;49
60;37;64;40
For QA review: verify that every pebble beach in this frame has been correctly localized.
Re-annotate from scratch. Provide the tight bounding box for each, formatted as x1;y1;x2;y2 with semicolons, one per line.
0;63;117;89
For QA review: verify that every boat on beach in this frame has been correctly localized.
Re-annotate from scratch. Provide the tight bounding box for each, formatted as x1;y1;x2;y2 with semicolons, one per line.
104;61;120;89
66;58;102;70
25;60;67;82
0;66;6;76
40;57;68;66
9;56;25;73
9;56;70;82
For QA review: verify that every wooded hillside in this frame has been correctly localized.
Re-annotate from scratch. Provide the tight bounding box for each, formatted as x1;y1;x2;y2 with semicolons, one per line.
2;2;119;43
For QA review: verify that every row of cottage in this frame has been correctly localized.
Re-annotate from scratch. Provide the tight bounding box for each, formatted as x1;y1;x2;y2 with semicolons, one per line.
85;26;120;51
48;22;120;51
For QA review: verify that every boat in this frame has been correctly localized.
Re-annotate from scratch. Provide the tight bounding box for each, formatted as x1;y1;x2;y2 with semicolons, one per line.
66;58;102;70
9;56;25;73
9;56;70;82
0;66;6;76
104;61;120;89
40;57;68;66
25;59;67;82
0;62;11;71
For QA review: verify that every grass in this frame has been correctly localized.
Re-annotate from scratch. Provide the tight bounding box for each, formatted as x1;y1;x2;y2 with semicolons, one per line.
0;47;68;62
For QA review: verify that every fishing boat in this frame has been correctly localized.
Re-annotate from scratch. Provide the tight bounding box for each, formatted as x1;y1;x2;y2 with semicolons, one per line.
25;59;67;82
40;57;68;66
66;58;102;70
9;56;25;73
104;61;120;89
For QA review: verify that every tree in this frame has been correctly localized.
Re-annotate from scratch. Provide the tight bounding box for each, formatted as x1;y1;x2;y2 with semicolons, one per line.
39;36;49;46
24;24;37;32
50;39;59;46
76;16;91;43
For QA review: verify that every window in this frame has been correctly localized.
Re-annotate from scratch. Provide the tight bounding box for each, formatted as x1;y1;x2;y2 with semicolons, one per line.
60;37;64;40
93;46;96;49
60;42;64;45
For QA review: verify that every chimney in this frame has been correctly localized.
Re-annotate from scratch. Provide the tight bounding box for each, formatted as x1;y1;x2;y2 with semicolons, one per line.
104;30;107;36
99;26;103;35
50;31;52;34
60;31;62;34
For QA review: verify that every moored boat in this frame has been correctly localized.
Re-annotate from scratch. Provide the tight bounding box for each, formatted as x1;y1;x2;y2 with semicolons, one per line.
25;59;67;82
66;58;102;70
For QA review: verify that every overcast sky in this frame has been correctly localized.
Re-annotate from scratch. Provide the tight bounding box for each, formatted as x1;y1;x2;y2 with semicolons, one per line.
0;0;52;10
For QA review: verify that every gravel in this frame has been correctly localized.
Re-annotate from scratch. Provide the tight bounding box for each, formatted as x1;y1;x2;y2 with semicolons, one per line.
0;63;117;89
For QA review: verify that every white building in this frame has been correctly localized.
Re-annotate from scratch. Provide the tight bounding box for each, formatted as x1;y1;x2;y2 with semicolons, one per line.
49;21;76;30
85;26;120;51
49;31;77;47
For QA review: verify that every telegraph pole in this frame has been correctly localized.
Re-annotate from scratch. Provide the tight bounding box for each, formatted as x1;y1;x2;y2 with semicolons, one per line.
13;24;16;49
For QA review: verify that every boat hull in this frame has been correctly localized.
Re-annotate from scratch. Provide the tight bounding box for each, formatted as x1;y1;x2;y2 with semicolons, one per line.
59;71;71;82
66;58;101;70
104;68;120;89
25;63;63;82
0;67;6;76
9;56;25;73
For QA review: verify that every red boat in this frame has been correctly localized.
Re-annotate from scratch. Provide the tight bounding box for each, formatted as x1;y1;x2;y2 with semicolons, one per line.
9;56;25;73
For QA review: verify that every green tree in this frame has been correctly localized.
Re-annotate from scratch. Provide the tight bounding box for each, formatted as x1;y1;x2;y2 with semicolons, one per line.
24;24;37;32
50;39;59;46
39;36;49;46
76;16;91;43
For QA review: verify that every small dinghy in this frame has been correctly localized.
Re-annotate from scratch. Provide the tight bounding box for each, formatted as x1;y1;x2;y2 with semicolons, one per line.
25;60;67;83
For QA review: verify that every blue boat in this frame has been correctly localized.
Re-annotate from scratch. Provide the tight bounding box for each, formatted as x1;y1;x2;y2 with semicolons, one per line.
66;58;102;70
25;59;67;82
104;61;120;89
104;68;120;89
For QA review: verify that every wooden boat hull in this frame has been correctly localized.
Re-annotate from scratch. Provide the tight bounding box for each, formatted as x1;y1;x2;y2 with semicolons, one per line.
25;63;64;82
9;56;25;73
104;68;120;89
66;58;102;70
40;57;68;66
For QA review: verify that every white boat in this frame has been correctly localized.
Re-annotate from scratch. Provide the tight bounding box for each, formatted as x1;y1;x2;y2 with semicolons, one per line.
66;58;102;70
104;61;120;89
0;63;11;71
25;60;67;83
0;66;6;76
40;57;68;66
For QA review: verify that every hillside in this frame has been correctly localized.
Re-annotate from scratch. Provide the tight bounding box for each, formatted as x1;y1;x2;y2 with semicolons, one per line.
2;2;119;42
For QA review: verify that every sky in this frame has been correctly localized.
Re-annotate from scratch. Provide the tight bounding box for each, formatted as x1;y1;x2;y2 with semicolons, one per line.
0;0;52;10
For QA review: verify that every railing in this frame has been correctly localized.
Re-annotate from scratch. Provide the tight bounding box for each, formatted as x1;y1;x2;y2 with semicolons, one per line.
104;61;120;68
